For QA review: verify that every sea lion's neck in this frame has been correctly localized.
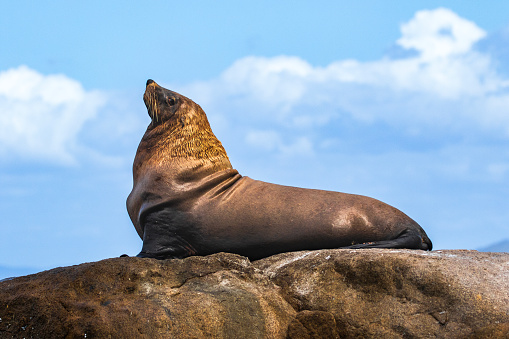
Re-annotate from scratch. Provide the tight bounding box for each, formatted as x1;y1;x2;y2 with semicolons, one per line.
134;106;233;183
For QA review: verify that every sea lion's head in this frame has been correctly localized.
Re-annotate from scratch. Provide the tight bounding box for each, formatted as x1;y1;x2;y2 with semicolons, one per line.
143;79;185;126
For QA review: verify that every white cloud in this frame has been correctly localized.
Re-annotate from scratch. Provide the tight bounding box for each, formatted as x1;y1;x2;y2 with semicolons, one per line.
245;129;313;156
0;66;106;164
245;130;281;151
221;56;312;110
397;8;486;60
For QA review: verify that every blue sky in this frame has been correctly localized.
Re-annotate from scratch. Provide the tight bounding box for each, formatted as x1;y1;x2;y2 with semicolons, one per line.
1;1;509;275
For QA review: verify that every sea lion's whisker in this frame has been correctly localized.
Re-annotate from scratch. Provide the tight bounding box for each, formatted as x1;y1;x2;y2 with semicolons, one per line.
149;95;153;118
150;94;156;121
154;99;157;121
154;99;158;122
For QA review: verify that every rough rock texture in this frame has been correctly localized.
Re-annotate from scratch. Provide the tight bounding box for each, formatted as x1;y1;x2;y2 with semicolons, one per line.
258;250;509;338
0;249;508;338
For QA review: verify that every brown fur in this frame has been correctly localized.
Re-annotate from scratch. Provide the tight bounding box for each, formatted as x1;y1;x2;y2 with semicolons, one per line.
127;80;432;260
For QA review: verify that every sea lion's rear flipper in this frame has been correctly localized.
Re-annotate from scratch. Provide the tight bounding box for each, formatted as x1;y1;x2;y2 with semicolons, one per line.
342;229;432;251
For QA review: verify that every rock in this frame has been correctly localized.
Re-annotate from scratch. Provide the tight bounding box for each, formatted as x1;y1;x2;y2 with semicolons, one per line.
0;253;295;338
257;249;509;338
0;249;508;338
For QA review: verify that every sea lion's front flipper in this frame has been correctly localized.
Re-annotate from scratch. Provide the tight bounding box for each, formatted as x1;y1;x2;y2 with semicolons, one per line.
137;208;199;260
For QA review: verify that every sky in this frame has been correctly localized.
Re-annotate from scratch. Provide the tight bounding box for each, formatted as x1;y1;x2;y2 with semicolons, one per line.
1;1;509;276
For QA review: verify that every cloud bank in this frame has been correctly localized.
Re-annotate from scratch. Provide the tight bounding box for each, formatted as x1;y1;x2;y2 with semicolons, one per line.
2;8;508;169
180;7;509;155
0;66;106;165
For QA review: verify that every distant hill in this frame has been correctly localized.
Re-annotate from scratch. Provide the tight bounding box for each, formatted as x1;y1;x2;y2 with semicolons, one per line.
0;266;42;281
478;239;509;253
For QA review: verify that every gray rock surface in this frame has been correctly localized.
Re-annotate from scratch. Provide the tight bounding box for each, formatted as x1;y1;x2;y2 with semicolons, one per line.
0;249;508;338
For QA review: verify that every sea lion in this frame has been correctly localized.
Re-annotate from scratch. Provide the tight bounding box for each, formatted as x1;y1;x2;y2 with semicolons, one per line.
127;79;432;260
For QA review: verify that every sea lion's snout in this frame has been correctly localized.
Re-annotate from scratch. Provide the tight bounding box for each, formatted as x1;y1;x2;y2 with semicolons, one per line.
143;81;160;123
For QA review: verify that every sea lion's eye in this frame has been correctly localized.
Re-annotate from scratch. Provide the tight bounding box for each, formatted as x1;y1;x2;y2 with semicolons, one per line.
167;97;176;106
